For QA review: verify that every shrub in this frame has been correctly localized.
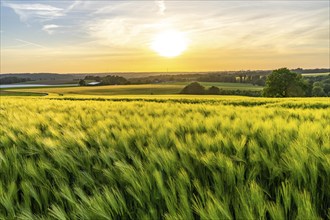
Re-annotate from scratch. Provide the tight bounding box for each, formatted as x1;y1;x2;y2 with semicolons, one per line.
180;82;205;94
207;86;220;95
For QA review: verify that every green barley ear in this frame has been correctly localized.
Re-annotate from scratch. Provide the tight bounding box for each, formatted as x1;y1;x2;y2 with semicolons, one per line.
49;205;67;220
267;202;285;220
16;208;34;220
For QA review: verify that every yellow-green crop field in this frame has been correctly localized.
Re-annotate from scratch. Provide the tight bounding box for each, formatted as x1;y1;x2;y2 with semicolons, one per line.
0;96;329;219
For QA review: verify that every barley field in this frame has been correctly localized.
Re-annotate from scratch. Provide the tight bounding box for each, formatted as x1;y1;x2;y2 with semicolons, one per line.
0;96;329;219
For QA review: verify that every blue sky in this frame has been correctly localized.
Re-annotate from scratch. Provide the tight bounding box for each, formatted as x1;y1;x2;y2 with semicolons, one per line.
1;0;329;73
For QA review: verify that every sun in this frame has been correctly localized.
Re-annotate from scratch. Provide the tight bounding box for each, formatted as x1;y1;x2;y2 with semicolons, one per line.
151;30;188;58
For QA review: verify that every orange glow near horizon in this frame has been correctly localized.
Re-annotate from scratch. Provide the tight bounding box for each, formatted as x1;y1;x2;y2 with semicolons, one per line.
2;45;329;73
1;1;329;73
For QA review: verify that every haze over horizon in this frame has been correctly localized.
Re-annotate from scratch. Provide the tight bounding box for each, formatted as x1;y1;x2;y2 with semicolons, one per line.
1;0;329;73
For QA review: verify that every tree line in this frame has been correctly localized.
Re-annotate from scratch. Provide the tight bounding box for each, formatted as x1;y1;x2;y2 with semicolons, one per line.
180;82;261;97
180;68;330;97
79;68;329;97
79;75;129;86
263;68;329;97
0;77;31;85
129;72;268;86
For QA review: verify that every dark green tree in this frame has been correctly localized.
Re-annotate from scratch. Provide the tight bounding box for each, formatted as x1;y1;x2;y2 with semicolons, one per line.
252;76;266;86
323;83;330;95
263;68;307;97
78;79;86;86
207;86;220;95
101;75;129;85
180;82;205;94
312;86;326;97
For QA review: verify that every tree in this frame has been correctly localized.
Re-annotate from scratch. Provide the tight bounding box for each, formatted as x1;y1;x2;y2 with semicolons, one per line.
207;86;220;95
250;75;266;86
78;79;86;86
263;68;307;97
180;82;205;94
101;75;128;85
85;76;101;81
323;83;330;95
312;86;326;97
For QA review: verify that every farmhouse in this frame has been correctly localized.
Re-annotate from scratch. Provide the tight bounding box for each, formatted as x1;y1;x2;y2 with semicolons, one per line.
87;82;101;86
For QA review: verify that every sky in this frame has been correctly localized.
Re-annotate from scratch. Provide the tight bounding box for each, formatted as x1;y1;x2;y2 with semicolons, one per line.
1;0;329;73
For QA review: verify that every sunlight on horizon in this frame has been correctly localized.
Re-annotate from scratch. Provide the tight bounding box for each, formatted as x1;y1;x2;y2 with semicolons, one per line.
151;30;188;58
0;1;329;73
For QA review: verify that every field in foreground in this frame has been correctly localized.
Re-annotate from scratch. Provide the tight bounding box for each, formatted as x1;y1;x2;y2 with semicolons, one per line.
0;96;329;219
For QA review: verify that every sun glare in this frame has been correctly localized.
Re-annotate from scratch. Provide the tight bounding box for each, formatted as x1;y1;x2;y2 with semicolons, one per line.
151;30;188;58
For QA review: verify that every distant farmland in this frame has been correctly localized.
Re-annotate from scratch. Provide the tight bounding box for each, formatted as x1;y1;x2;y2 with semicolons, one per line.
301;72;330;77
1;82;263;96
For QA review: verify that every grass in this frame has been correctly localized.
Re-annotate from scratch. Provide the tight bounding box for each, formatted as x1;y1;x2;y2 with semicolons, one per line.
301;72;330;77
3;84;184;96
164;81;264;91
0;96;329;219
2;82;263;96
9;80;79;85
0;90;47;96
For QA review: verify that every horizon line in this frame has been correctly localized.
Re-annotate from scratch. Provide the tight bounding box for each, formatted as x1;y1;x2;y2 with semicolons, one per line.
1;67;330;75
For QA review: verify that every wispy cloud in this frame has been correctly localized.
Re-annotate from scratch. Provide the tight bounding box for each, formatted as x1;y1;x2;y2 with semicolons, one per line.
1;1;329;72
155;0;166;15
65;0;81;13
15;39;46;49
42;24;61;35
86;18;155;47
3;3;64;22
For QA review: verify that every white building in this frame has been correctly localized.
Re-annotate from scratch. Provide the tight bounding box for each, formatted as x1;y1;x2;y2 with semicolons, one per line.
87;82;101;86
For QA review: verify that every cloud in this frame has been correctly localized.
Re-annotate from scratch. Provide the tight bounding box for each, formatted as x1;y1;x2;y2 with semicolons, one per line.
65;0;81;13
15;39;46;49
42;24;60;35
4;3;64;22
155;0;166;15
2;1;329;72
86;18;152;47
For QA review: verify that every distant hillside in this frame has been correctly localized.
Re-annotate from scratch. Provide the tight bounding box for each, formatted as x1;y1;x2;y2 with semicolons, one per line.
0;73;79;81
291;68;330;73
1;68;328;85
